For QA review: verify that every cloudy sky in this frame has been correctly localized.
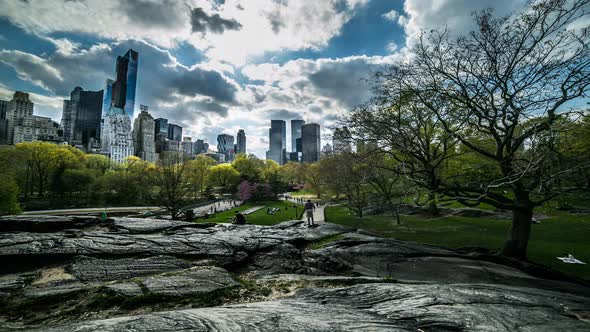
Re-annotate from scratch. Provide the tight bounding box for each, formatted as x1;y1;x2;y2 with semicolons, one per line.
0;0;528;157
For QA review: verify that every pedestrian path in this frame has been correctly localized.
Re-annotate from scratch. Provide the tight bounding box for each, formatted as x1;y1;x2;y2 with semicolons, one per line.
193;200;240;216
300;203;326;223
242;206;264;215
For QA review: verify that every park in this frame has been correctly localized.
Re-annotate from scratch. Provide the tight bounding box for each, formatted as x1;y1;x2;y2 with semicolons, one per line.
0;0;589;330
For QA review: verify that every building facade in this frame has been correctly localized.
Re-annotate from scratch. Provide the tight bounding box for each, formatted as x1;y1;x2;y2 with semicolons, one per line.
132;109;158;163
301;123;321;163
101;107;134;163
217;134;235;162
266;119;286;165
181;137;194;157
291;119;305;152
154;118;168;136
61;87;103;148
236;129;246;155
112;49;138;119
167;123;182;141
5;91;34;144
0;100;9;145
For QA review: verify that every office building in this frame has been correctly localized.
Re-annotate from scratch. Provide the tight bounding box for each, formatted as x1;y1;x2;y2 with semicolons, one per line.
266;120;286;165
194;139;206;154
182;137;194;157
112;49;138;119
132;107;158;163
217;134;235;162
291;119;304;152
61;86;103;148
167;123;182;141
154;118;168;135
301;123;321;163
236;129;246;154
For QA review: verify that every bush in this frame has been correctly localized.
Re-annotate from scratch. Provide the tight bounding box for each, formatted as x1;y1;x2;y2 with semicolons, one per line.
0;176;22;215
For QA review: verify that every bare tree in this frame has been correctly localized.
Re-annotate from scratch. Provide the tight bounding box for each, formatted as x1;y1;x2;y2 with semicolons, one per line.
370;0;590;259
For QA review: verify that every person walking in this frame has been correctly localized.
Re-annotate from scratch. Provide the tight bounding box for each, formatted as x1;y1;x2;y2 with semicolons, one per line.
304;200;316;226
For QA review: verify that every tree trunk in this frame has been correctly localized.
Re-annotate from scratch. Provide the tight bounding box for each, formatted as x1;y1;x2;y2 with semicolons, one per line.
501;206;533;260
428;191;438;216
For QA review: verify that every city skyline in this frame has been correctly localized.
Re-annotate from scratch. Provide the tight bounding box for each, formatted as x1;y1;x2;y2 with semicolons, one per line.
0;0;557;158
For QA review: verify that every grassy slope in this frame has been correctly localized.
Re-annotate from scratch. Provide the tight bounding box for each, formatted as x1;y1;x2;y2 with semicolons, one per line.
198;200;303;225
325;206;590;280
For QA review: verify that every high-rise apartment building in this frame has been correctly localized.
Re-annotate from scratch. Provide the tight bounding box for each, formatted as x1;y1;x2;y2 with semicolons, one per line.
301;123;321;163
61;86;103;148
167;124;182;141
5;91;34;144
266;120;286;165
101;107;134;163
132;107;158;163
236;129;246;155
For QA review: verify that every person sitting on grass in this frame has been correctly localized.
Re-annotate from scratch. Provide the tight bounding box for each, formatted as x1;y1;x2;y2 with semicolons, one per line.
233;211;247;225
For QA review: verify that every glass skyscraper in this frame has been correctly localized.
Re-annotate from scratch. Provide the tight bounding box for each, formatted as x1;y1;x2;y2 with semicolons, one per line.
290;119;305;153
111;49;138;119
266;120;286;165
302;123;321;163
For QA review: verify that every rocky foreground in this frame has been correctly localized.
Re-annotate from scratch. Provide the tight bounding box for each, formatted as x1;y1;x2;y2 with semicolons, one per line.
0;215;588;331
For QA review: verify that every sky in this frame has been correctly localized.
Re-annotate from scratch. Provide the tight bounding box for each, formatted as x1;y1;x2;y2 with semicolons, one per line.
0;0;530;158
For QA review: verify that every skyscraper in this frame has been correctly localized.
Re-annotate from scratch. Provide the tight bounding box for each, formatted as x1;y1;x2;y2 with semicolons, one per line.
101;79;114;117
132;107;158;163
112;49;138;119
236;129;246;155
154;118;168;135
194;139;206;154
301;123;321;163
217;134;235;162
61;87;103;147
291;119;305;152
167;124;182;141
266;120;286;165
101;107;134;164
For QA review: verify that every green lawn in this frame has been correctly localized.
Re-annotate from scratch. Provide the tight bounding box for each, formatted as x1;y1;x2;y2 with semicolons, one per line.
198;200;303;225
325;205;590;280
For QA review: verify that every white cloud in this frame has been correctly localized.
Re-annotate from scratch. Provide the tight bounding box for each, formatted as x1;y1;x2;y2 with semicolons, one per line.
400;0;528;47
386;41;398;52
382;10;399;22
1;0;369;67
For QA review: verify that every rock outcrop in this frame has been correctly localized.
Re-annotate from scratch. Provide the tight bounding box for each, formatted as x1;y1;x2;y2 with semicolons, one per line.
0;215;588;331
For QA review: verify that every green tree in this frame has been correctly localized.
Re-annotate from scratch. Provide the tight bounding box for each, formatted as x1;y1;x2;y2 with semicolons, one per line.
367;0;590;258
207;164;241;193
232;153;264;181
186;155;217;198
153;153;191;219
0;176;21;215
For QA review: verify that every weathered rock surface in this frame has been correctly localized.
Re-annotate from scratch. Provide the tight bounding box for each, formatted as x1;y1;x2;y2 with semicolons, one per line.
0;215;588;331
22;283;590;331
